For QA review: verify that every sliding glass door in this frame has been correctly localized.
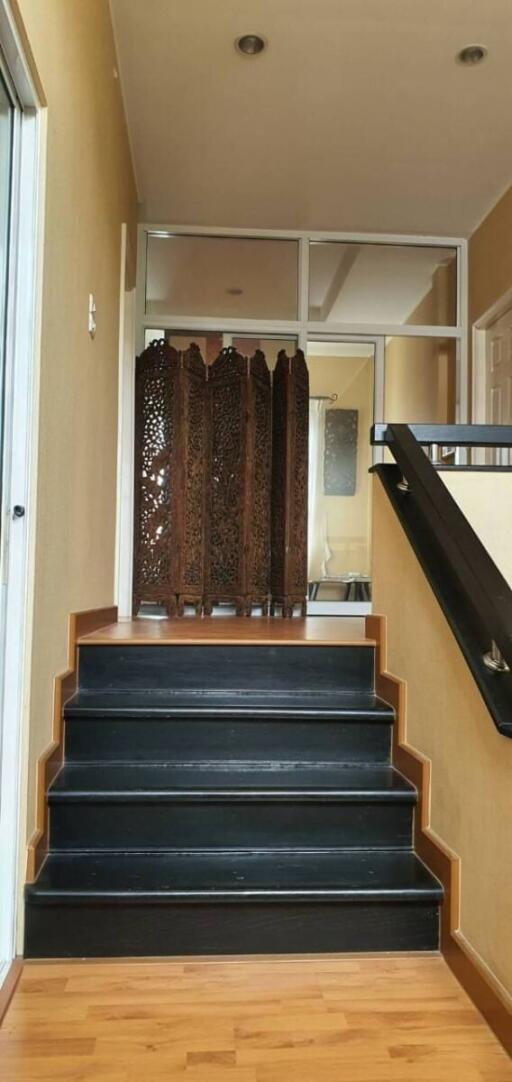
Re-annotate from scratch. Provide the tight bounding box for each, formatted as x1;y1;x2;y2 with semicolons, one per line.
0;63;15;981
0;70;14;521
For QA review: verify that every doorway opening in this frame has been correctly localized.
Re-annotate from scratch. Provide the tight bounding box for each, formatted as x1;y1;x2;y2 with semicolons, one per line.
307;340;379;615
473;297;512;466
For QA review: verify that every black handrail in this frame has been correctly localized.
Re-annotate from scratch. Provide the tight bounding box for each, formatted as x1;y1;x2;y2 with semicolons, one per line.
371;422;512;447
371;423;512;738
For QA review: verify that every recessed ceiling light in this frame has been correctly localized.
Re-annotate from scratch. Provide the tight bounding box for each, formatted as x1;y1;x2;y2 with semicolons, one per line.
226;287;244;296
235;34;267;57
457;44;487;65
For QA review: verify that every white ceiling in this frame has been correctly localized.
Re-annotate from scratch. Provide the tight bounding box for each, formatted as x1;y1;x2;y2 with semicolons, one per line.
110;0;512;237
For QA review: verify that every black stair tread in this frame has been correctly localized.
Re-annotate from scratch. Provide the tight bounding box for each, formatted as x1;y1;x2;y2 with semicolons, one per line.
65;689;394;720
27;850;442;904
49;762;415;802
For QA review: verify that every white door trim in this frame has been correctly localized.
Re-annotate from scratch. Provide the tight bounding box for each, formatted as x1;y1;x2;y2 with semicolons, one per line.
0;1;45;976
115;223;136;620
305;333;381;616
472;286;512;426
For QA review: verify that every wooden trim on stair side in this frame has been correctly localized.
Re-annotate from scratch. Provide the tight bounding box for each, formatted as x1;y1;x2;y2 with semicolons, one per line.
0;960;21;1025
367;613;512;1057
0;959;22;1026
26;607;117;883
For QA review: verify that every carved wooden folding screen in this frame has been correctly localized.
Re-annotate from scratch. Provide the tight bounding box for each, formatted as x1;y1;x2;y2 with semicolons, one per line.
204;347;271;615
271;349;309;616
133;339;207;616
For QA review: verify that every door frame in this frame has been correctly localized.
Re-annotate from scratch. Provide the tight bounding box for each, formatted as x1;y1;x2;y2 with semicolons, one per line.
472;287;512;466
0;2;45;981
305;334;384;616
114;223;136;620
472;285;512;424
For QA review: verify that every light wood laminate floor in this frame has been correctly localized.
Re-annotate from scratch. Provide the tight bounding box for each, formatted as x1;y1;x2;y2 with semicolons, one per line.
79;616;370;646
2;955;511;1080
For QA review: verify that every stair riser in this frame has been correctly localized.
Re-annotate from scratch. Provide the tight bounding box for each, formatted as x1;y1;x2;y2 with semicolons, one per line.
24;901;439;957
49;801;413;850
64;718;391;763
77;645;374;694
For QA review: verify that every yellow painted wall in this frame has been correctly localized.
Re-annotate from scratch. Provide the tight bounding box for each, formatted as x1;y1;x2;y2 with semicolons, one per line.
442;471;512;587
384;279;456;425
14;0;137;841
470;186;512;323
308;354;373;583
372;475;512;1004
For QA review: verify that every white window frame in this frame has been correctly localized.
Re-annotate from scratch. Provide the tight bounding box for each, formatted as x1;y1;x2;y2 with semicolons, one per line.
136;223;467;359
0;2;44;982
115;223;136;622
116;223;468;618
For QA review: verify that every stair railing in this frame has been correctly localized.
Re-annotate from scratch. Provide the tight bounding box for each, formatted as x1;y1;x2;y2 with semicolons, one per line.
371;423;512;738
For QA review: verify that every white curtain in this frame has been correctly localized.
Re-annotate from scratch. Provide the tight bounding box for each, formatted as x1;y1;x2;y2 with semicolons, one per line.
308;400;332;581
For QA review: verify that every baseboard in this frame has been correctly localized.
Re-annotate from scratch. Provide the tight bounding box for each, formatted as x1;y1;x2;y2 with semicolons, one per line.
367;613;512;1057
447;931;512;1055
26;606;117;882
0;959;22;1026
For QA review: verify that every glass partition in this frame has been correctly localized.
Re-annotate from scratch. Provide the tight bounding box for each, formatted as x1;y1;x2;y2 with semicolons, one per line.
143;329;297;367
384;336;457;423
232;336;297;369
309;242;457;326
146;234;299;320
0;74;13;543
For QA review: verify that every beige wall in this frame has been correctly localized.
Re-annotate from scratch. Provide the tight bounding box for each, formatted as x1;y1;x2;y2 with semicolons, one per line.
442;471;512;587
308;354;373;582
372;475;512;1003
15;0;137;841
384;280;456;425
470;186;512;324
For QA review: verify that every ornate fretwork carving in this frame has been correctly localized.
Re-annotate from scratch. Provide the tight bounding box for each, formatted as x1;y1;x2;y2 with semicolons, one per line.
206;349;245;607
249;351;272;608
133;339;207;616
270;349;309;617
133;341;307;619
204;347;271;615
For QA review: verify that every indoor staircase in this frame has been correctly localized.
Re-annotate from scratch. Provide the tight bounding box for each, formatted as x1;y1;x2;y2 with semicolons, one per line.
25;640;442;956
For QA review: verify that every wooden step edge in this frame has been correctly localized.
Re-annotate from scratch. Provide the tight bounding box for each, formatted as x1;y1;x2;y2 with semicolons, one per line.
26;606;118;883
77;617;375;648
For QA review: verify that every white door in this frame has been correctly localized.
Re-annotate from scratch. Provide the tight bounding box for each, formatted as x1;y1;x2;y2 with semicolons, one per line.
485;307;512;464
0;23;42;983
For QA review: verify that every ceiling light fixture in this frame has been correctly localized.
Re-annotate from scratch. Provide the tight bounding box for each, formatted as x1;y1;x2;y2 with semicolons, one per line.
235;34;267;57
457;44;487;65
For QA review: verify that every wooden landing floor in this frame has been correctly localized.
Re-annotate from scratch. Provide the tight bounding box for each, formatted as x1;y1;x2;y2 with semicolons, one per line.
79;616;371;647
2;956;511;1080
